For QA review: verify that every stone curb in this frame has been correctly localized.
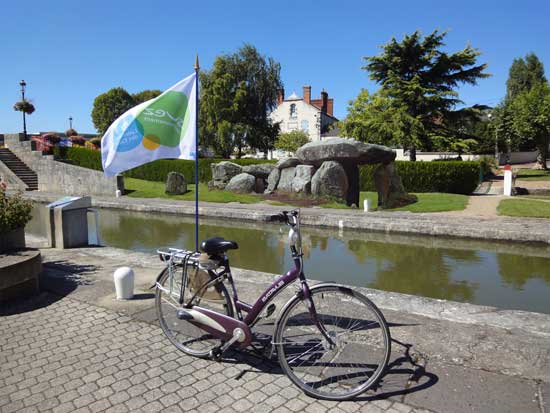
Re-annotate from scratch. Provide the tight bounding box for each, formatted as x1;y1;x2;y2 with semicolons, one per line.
21;191;550;245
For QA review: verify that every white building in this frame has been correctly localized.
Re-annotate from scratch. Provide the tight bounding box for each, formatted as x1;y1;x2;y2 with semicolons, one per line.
269;86;339;142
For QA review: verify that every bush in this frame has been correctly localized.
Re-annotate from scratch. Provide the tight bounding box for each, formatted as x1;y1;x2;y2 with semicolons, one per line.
0;184;33;233
359;161;482;194
65;128;78;137
89;137;101;148
70;135;86;146
41;132;61;144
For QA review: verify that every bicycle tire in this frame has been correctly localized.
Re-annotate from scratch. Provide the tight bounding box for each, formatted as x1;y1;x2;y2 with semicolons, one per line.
155;265;234;358
274;284;391;400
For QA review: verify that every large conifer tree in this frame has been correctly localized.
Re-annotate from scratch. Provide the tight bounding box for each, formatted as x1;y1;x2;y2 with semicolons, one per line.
363;30;489;160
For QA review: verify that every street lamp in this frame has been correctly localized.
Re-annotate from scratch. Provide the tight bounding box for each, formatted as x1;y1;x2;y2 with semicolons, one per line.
19;80;27;139
69;116;73;130
488;113;499;164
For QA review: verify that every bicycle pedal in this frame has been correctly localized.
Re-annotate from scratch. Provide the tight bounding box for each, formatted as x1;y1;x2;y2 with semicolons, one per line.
265;303;276;318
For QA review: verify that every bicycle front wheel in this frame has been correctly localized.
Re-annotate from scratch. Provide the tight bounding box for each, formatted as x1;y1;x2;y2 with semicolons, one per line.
155;266;233;358
274;284;391;400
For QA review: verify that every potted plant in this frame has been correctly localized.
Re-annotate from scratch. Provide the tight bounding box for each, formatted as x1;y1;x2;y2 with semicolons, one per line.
0;183;33;252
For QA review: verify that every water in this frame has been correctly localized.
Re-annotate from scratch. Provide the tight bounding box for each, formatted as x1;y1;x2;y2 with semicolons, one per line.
27;205;550;314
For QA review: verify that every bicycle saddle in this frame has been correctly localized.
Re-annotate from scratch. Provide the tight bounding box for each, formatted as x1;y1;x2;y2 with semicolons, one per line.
200;237;239;255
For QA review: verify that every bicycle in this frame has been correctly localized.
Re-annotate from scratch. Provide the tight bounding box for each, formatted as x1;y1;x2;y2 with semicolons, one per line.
154;209;391;400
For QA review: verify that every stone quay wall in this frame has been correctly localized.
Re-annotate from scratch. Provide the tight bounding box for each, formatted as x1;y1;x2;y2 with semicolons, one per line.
4;133;119;197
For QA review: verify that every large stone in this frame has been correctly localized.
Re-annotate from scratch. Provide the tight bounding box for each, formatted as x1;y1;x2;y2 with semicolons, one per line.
374;162;417;209
342;163;360;207
311;161;348;200
276;157;300;170
277;167;296;192
292;165;314;194
254;177;265;194
296;137;396;166
165;172;187;195
225;173;256;193
265;168;280;194
242;163;275;179
211;161;242;182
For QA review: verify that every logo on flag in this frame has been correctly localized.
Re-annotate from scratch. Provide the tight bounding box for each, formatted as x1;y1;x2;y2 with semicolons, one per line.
101;72;197;177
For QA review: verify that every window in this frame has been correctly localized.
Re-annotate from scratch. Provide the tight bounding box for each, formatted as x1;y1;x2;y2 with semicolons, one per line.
301;120;309;131
290;104;297;119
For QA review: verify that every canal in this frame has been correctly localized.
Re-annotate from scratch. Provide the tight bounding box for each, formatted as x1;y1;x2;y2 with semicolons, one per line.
27;205;550;314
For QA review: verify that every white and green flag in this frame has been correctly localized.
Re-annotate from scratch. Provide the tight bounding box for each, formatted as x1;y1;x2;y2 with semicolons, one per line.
101;72;197;177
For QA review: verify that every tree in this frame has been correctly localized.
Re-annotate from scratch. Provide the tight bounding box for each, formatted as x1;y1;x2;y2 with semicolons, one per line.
511;83;550;169
363;30;489;159
340;89;425;150
91;87;135;134
275;130;310;153
132;89;162;104
200;44;283;158
506;53;547;101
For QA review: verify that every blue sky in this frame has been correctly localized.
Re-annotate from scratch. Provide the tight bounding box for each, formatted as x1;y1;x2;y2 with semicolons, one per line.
1;0;549;134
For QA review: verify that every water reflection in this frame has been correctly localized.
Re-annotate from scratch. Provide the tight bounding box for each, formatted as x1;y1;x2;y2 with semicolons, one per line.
28;204;550;313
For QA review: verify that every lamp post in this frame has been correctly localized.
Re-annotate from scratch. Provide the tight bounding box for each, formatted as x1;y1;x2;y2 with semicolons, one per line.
488;113;499;165
19;80;27;139
69;116;73;130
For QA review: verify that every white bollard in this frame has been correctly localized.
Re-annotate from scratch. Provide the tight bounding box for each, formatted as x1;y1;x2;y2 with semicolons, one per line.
363;199;370;212
115;190;122;198
114;267;134;300
503;165;513;196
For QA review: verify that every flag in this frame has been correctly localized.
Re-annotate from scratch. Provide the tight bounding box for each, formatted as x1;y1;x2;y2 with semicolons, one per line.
101;72;197;177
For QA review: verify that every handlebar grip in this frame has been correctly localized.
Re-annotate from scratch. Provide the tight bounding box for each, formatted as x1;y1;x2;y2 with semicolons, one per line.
268;213;286;223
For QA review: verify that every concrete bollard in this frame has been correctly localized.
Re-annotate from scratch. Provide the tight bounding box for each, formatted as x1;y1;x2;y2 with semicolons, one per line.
363;199;370;212
115;190;122;198
503;165;513;196
114;267;134;300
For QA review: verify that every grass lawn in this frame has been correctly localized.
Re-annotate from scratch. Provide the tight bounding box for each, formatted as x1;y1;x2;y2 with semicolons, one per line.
515;169;550;181
125;178;262;204
321;192;468;213
498;198;550;218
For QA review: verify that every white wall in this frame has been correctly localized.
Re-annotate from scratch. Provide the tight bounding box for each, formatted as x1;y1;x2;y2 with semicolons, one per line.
270;100;323;141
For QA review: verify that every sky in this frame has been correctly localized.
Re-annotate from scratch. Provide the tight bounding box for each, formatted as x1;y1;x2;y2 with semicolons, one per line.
1;0;549;135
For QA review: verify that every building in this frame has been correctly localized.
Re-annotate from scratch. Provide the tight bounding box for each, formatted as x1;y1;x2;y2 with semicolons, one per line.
269;86;339;142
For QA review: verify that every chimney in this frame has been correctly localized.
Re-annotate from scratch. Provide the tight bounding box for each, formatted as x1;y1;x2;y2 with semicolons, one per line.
303;86;311;104
277;88;285;105
321;89;328;113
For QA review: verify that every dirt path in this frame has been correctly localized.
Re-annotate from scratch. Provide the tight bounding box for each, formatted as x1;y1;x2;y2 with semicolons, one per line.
441;195;504;218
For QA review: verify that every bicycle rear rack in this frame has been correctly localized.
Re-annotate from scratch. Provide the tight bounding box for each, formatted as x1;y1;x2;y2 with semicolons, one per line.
157;248;201;267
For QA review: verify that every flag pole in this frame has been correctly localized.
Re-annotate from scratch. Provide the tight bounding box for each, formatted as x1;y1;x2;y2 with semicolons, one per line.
194;54;200;252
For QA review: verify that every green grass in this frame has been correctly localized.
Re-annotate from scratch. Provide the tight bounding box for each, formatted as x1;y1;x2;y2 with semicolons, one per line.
125;178;262;204
515;169;550;181
498;198;550;218
321;192;468;213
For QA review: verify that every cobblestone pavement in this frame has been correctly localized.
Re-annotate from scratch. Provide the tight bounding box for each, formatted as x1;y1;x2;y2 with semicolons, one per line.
0;293;434;413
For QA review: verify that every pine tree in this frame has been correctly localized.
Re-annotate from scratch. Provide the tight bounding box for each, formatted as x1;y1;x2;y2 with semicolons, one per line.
363;30;489;160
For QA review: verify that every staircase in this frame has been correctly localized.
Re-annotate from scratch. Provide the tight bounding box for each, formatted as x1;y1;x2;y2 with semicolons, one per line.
0;148;38;190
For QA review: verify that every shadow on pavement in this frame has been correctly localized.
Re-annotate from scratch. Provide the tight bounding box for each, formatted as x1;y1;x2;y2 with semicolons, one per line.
215;329;437;402
0;260;97;316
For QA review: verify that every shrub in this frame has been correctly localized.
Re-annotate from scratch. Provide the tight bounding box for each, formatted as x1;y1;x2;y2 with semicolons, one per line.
65;128;78;137
0;184;33;233
359;161;481;194
70;135;86;146
41;132;60;144
89;137;101;148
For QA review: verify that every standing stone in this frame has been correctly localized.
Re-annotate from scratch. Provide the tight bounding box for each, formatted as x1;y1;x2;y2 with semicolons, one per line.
311;161;348;200
277;167;296;192
242;163;275;179
292;165;314;194
209;161;242;190
342;163;360;207
165;172;187;195
374;162;417;209
265;168;280;194
254;177;265;194
225;173;256;193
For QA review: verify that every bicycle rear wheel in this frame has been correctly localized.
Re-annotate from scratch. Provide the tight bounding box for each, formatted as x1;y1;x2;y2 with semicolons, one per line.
155;266;233;358
274;284;391;400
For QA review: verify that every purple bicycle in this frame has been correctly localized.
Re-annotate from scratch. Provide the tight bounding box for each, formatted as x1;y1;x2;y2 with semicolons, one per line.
155;209;391;400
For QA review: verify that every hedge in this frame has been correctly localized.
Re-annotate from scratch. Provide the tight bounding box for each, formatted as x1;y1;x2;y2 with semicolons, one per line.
56;147;481;194
359;161;481;194
54;146;276;183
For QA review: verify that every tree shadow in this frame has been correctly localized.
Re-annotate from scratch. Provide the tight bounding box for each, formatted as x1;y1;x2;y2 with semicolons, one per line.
0;260;97;316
